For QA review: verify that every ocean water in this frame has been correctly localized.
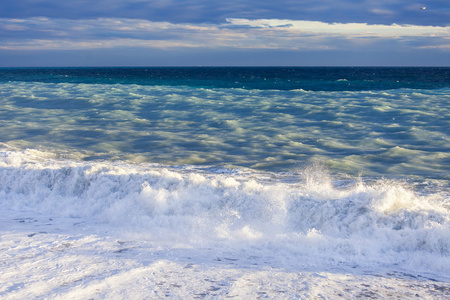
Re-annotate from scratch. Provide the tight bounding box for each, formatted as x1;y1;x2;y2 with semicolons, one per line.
1;67;449;298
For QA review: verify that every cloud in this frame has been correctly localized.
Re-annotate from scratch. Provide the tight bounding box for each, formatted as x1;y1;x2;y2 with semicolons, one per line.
0;17;449;52
225;18;450;37
1;0;450;26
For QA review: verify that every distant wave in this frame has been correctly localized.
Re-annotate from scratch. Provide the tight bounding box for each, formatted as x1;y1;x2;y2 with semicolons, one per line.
1;67;449;91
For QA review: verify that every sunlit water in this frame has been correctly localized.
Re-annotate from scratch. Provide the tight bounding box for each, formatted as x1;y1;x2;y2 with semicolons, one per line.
0;67;449;297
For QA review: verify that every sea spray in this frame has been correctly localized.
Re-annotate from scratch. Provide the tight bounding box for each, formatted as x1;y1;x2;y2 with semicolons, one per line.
1;147;448;273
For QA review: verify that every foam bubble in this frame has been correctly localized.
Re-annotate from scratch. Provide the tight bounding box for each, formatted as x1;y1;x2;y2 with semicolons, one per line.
0;148;448;273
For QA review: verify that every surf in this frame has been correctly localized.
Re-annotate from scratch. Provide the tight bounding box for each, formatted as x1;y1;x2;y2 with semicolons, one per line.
1;147;448;273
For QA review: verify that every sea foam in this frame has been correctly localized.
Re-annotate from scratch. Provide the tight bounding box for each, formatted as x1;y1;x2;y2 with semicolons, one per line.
1;147;449;275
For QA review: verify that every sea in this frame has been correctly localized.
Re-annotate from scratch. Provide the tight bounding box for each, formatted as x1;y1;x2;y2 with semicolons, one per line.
0;67;449;298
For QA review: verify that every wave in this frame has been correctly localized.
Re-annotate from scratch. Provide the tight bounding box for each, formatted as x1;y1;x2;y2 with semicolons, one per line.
1;81;449;180
1;147;449;273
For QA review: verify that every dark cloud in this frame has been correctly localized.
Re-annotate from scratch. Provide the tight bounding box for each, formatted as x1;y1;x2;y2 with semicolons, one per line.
0;0;449;26
0;1;448;66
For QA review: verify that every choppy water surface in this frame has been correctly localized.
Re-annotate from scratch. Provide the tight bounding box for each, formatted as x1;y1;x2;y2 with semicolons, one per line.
0;67;449;288
0;67;449;181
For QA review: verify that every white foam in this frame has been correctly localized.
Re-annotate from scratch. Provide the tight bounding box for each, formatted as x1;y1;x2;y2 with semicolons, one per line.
1;147;450;298
1;148;448;267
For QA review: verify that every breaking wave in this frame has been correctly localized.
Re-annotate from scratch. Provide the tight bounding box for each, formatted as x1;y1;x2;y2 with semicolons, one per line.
1;147;449;273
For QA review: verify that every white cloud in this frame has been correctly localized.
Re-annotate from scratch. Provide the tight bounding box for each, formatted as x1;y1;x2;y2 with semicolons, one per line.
225;18;450;38
0;17;448;51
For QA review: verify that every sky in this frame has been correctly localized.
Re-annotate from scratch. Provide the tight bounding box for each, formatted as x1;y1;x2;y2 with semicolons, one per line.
0;0;449;66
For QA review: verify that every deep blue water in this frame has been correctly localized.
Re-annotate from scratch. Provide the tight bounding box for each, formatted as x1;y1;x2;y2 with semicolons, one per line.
1;67;450;90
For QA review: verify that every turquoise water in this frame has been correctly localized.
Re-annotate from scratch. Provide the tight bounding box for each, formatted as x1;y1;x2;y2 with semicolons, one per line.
0;67;449;181
1;67;450;279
